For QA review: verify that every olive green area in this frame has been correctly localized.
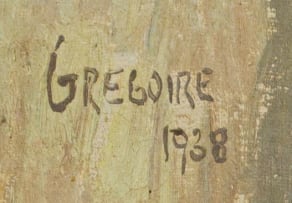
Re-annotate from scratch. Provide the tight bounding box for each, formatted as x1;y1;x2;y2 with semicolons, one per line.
250;1;292;202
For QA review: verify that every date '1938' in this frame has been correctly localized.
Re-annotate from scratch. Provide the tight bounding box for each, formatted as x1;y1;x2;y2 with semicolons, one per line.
163;126;228;175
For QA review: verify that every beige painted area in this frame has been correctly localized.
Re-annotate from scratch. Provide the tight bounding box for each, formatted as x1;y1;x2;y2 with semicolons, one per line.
0;0;270;202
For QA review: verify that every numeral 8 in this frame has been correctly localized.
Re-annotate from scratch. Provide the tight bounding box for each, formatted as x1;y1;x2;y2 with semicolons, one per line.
209;128;227;163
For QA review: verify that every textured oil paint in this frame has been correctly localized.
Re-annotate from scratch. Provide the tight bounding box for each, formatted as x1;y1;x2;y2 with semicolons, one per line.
0;0;291;202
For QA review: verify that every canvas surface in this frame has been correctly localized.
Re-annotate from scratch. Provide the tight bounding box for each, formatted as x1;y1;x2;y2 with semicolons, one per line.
0;1;291;202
